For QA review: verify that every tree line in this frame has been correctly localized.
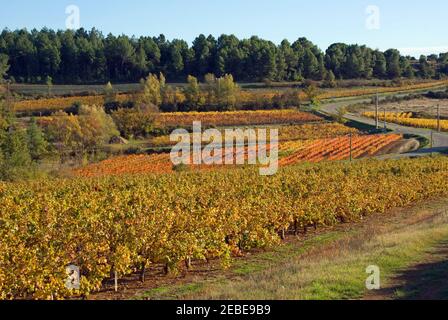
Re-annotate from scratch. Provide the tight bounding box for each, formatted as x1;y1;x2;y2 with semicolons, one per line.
1;28;448;84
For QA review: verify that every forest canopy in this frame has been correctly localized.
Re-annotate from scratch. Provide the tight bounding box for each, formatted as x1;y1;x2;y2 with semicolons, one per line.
1;28;447;84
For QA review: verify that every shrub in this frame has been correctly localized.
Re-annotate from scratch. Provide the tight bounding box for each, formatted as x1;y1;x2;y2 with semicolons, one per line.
111;108;157;139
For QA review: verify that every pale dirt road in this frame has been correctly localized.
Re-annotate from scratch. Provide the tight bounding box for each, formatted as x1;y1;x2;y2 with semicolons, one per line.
320;95;448;155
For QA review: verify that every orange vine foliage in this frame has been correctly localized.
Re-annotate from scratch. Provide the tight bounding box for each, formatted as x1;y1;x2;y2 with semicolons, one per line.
14;94;131;113
279;134;402;165
73;134;401;177
151;123;358;147
155;109;322;128
73;154;173;177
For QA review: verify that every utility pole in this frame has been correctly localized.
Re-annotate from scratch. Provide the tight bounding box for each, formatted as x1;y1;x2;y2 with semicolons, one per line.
375;93;379;129
383;107;387;131
349;133;353;162
437;104;441;132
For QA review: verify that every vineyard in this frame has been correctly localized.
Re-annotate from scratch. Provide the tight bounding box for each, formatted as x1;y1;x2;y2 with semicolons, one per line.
37;109;323;134
74;154;174;177
74;145;272;177
363;111;448;131
12;80;448;114
279;134;402;165
74;133;401;177
155;109;322;128
5;1;448;304
1;157;448;299
13;94;131;113
151;123;358;147
4;75;447;300
315;79;448;100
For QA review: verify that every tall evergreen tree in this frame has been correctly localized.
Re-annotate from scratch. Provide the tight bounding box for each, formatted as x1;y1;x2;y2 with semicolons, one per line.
384;49;402;79
27;118;48;161
0;54;9;82
0;28;447;82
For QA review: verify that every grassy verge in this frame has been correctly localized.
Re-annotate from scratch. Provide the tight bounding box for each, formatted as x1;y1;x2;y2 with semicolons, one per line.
386;241;448;300
136;231;346;300
136;199;448;300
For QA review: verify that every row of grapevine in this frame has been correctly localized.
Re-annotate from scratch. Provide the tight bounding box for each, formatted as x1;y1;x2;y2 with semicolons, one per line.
1;157;448;299
151;123;359;147
73;154;173;177
155;109;322;128
317;80;448;100
14;94;131;113
279;134;402;165
363;111;413;119
363;112;448;131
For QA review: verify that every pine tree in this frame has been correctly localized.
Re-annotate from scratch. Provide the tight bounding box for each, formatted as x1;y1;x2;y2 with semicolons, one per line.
27;118;48;161
324;70;337;88
0;92;40;180
0;96;12;143
0;54;9;82
303;49;319;79
1;128;33;180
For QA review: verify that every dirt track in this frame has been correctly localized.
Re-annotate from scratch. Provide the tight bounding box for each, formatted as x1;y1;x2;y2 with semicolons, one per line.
366;240;448;300
321;94;448;155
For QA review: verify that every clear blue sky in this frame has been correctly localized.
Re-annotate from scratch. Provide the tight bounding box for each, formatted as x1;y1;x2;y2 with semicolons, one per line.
1;0;447;57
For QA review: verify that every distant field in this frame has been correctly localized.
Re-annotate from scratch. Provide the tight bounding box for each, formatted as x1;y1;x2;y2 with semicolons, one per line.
357;98;448;119
37;109;323;132
10;79;442;96
155;109;322;128
363;111;448;132
10;83;142;96
11;80;448;115
14;94;131;114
